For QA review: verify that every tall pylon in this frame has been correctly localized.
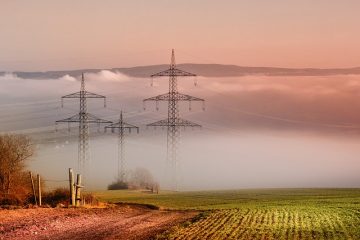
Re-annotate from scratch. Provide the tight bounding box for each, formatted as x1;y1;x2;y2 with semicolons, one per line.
105;111;139;182
144;49;205;190
56;73;112;175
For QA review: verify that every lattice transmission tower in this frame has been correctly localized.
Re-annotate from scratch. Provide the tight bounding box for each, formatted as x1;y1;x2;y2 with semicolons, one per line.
105;111;139;182
56;73;112;174
144;49;205;190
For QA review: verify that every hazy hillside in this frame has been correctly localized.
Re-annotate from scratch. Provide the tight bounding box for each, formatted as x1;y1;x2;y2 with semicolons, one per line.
2;64;360;79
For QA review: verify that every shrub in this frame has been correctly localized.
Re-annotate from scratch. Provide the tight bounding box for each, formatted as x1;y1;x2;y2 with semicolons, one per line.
108;180;129;190
82;193;99;206
43;188;69;207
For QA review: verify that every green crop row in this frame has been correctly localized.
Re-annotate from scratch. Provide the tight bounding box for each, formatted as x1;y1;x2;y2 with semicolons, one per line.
95;189;360;239
169;208;359;240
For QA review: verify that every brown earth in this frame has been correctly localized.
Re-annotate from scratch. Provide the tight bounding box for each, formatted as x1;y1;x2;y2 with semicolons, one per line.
0;204;197;240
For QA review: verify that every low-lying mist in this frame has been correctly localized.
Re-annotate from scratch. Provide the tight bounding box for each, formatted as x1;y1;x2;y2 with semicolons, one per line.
1;71;360;190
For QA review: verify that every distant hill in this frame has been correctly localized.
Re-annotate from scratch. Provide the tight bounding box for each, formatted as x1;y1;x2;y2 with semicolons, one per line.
2;64;360;79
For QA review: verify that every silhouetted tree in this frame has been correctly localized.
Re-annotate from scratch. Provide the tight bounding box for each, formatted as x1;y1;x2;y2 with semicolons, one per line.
0;134;34;204
129;167;156;190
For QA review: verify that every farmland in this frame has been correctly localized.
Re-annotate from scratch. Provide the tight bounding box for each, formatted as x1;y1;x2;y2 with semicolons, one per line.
95;189;360;239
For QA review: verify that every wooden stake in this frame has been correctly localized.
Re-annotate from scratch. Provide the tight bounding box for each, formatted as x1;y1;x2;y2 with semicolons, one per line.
68;168;75;206
37;174;42;206
29;172;37;205
75;174;82;207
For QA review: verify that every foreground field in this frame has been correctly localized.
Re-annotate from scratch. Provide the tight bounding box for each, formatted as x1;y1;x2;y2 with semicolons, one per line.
95;189;360;239
0;204;196;240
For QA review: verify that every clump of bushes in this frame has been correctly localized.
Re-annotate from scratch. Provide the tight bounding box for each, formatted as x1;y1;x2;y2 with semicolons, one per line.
43;188;69;207
108;180;128;190
107;167;160;193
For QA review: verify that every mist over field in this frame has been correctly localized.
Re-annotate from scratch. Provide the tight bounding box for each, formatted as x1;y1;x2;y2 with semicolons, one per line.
1;71;360;190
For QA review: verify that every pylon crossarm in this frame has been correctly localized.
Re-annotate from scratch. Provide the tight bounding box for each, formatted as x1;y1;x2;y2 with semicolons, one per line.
56;113;82;123
61;92;81;98
56;113;112;124
176;93;204;102
147;118;201;127
84;91;106;99
86;113;112;124
62;91;106;99
143;93;169;102
151;68;196;77
144;92;204;102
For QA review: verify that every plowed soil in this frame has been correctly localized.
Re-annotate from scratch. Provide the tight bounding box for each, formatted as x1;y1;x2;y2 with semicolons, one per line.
0;204;197;240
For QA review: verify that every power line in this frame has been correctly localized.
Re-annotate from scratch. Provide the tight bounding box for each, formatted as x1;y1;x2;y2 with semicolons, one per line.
197;85;360;130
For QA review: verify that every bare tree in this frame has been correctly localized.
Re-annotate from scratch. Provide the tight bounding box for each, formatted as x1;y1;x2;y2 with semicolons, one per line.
129;167;157;190
0;134;34;203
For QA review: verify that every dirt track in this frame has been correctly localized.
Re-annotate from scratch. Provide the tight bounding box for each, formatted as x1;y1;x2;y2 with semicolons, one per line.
0;204;197;240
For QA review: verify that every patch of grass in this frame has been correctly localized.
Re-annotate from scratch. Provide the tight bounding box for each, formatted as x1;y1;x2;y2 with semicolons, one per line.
95;188;360;239
95;188;360;210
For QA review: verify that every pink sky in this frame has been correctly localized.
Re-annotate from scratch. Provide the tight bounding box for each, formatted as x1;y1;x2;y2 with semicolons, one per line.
1;0;360;71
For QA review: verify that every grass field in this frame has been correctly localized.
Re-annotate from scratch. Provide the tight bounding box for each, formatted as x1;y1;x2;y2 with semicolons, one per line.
95;189;360;239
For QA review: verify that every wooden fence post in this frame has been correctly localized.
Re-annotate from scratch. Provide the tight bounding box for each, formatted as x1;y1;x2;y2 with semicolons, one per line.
75;174;82;207
29;172;37;205
37;174;42;206
68;168;75;206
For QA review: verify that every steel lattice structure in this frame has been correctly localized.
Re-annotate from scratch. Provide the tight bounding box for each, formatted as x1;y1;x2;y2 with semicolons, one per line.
144;49;205;190
105;111;139;182
56;73;112;174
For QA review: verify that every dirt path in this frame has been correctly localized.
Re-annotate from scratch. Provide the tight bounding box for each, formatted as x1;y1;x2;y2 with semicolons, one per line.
0;204;197;240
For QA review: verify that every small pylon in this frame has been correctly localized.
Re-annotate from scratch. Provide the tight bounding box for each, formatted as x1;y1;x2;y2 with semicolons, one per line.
105;111;139;182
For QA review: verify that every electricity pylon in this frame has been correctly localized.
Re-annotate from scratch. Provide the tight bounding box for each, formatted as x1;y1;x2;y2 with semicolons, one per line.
56;73;112;175
144;49;205;190
105;111;139;182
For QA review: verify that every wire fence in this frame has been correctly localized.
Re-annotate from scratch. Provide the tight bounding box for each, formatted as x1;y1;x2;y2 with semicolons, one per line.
42;179;69;192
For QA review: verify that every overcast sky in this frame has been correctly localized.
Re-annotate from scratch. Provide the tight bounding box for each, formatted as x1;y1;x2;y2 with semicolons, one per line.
1;0;360;71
